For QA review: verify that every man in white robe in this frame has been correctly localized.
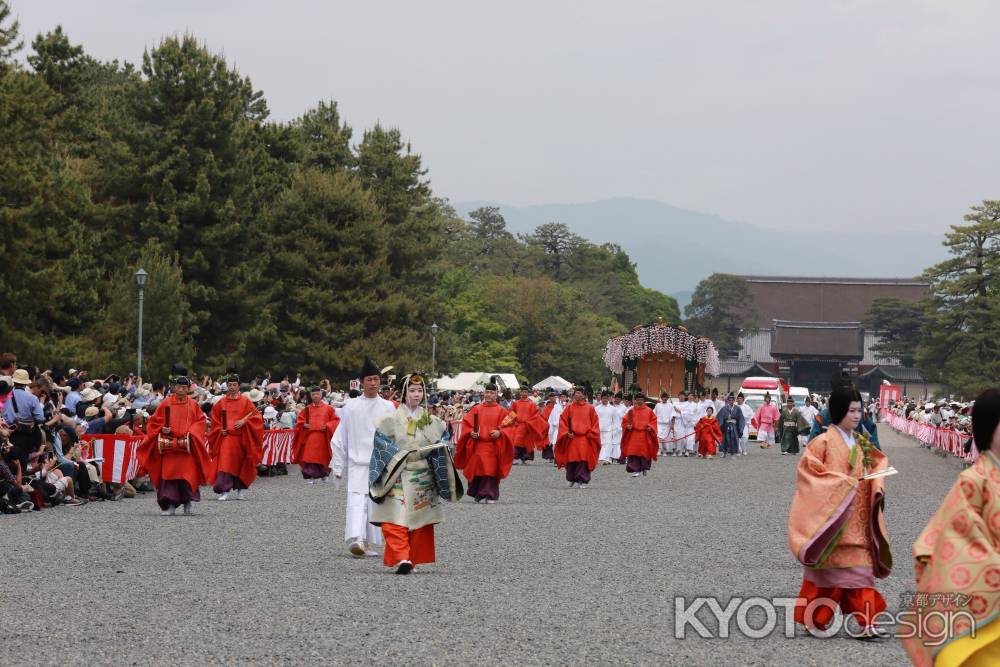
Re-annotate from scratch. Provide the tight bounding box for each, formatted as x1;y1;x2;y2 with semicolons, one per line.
676;391;699;457
332;358;395;558
611;393;627;461
736;393;754;456
697;391;713;422
595;391;618;464
711;388;725;416
654;392;677;456
547;391;566;464
799;396;819;450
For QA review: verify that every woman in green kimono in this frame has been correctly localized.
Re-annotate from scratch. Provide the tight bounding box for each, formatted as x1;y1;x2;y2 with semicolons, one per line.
368;373;463;574
777;396;809;455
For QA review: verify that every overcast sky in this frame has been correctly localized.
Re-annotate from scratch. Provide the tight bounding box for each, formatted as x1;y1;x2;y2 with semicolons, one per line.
13;1;1000;233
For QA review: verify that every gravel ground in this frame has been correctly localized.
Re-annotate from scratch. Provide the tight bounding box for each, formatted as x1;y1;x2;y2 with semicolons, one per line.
2;427;963;666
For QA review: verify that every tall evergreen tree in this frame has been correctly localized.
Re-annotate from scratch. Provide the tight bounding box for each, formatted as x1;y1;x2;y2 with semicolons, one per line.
0;0;22;68
132;35;271;370
252;169;400;380
683;273;756;356
918;200;1000;395
294;100;353;172
0;28;101;366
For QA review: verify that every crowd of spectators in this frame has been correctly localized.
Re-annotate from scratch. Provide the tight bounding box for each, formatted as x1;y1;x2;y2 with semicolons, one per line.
883;397;974;436
0;350;532;516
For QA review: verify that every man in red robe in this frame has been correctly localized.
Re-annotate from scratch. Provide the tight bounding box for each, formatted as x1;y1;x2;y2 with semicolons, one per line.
292;386;340;483
138;374;213;515
454;383;514;503
207;374;264;500
511;387;548;464
619;391;658;477
555;387;601;488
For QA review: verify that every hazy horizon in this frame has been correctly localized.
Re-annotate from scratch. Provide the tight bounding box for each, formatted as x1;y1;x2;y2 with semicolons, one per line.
12;1;1000;235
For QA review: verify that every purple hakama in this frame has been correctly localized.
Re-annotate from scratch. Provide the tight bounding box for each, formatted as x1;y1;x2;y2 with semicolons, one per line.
625;456;651;473
157;479;200;510
467;475;500;501
212;471;248;493
300;462;329;479
565;461;591;484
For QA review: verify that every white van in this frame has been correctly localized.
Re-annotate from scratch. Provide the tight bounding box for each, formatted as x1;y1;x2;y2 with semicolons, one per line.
789;386;810;408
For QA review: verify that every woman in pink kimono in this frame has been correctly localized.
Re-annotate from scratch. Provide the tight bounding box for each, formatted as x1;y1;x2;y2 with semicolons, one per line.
787;385;892;639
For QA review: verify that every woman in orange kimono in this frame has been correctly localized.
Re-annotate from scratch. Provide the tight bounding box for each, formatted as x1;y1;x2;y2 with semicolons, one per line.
695;406;723;458
903;388;1000;666
787;385;892;639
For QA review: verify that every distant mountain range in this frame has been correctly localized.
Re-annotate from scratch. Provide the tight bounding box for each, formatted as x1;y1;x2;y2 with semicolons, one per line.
452;197;947;310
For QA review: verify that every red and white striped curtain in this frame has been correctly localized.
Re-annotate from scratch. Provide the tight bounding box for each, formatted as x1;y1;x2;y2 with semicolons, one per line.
80;434;143;484
260;429;295;465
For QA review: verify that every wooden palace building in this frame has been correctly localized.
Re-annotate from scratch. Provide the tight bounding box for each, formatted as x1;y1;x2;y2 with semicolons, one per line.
713;276;932;395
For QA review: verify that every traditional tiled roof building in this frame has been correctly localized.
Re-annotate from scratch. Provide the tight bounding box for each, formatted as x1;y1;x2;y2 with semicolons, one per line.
720;276;930;394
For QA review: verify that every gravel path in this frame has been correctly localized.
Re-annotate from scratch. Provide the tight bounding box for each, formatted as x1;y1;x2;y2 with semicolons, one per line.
2;427;962;666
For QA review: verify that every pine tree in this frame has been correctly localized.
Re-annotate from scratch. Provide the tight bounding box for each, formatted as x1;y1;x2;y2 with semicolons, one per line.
0;52;101;367
131;35;272;370
252;169;400;380
918;200;1000;396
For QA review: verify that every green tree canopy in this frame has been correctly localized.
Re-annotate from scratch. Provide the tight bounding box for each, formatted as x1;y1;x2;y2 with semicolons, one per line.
917;200;1000;396
862;297;927;367
683;273;755;355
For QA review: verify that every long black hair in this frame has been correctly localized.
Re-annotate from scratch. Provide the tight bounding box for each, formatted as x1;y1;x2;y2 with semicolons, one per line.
971;389;1000;453
829;385;862;426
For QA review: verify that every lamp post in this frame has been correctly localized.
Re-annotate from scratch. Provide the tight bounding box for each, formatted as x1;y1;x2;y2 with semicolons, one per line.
431;323;439;376
136;268;148;379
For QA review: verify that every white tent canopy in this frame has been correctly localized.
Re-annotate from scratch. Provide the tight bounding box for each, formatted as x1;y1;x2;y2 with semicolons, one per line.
532;375;572;391
436;372;520;392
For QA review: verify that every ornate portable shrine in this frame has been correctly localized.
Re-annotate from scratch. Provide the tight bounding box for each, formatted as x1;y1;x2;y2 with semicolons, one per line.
602;318;721;396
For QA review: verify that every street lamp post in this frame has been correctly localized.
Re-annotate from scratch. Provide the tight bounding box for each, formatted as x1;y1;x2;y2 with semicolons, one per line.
431;323;439;376
136;268;148;379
